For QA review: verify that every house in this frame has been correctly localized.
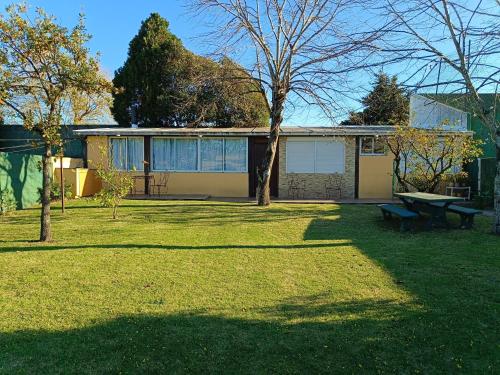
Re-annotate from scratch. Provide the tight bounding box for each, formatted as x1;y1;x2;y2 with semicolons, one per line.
74;126;397;200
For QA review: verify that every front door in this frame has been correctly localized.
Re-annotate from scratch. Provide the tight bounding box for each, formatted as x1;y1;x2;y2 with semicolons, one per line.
248;137;279;197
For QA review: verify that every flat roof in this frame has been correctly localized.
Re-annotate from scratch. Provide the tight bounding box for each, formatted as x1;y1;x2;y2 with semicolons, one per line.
74;125;400;137
73;125;473;137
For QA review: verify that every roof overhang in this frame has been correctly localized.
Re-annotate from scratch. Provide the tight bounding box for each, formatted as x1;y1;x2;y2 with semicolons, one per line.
74;125;401;137
73;125;473;137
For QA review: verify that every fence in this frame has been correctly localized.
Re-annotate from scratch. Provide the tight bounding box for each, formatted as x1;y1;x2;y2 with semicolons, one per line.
0;152;42;209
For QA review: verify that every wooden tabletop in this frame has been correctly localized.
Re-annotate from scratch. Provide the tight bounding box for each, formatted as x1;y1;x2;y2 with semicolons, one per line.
394;192;463;203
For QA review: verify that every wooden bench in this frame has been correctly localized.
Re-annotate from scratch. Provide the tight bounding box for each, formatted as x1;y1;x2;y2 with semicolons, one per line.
429;203;481;229
378;204;418;232
446;205;481;229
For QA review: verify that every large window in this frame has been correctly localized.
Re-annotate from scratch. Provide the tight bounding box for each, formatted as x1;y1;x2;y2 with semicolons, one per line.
110;137;144;171
151;137;247;173
175;139;198;171
286;138;345;174
224;138;247;172
201;138;223;171
360;136;385;155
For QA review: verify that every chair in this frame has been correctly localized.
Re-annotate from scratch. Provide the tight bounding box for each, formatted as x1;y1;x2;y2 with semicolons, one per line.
288;175;305;199
150;174;169;196
325;174;344;199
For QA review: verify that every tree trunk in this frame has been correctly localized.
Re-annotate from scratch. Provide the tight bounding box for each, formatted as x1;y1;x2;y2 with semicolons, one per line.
493;127;500;234
40;143;53;242
257;90;285;206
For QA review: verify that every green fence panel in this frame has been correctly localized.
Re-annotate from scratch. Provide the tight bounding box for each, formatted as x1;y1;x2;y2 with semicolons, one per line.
479;157;496;198
0;152;42;209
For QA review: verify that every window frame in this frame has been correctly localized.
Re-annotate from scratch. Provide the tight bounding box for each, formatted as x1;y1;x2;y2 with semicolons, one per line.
150;136;248;173
285;138;345;174
109;136;144;171
359;136;386;156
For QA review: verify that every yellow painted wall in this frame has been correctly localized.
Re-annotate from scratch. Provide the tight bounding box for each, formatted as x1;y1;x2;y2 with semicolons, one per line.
87;135;108;169
54;168;78;197
77;169;102;197
54;168;102;197
358;154;394;199
149;172;248;197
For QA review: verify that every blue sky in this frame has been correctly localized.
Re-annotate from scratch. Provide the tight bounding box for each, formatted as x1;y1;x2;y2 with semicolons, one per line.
0;1;482;126
1;0;369;125
0;1;204;78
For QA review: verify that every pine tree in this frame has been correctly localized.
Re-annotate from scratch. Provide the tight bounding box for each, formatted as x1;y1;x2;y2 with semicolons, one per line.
112;13;185;126
342;73;409;125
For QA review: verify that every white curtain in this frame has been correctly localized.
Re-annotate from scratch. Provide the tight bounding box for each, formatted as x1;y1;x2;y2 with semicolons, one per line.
201;139;223;171
127;138;144;171
110;138;127;170
152;138;175;171
224;138;246;172
175;139;198;171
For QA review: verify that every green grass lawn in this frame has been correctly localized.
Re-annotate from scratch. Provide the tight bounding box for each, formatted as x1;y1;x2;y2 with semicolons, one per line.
0;199;499;374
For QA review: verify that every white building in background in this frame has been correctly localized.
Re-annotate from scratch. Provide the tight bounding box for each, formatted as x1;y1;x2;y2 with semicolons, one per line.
410;94;468;130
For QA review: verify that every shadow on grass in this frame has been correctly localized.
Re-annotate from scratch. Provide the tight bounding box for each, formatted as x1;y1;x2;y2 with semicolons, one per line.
303;205;500;373
0;241;352;254
2;201;338;227
0;296;424;374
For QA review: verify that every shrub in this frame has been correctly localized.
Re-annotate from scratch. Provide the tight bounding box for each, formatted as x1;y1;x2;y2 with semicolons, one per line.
0;188;17;215
38;180;73;203
94;147;134;219
50;180;73;200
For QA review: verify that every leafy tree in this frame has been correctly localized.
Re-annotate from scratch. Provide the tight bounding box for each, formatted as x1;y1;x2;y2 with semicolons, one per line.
387;124;482;193
0;4;112;241
112;13;268;127
179;56;269;127
65;89;113;124
342;73;409;125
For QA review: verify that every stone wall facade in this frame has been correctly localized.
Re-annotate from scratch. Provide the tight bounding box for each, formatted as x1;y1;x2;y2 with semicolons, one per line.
278;136;356;199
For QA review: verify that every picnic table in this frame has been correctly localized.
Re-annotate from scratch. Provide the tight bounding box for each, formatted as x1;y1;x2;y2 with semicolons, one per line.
394;192;464;229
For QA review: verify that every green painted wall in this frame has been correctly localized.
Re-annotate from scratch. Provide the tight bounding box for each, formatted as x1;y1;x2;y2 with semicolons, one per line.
0;152;43;209
470;116;497;158
0;124;118;159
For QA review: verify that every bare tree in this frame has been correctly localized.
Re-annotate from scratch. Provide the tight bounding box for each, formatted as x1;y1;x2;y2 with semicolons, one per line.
381;0;500;233
190;0;386;205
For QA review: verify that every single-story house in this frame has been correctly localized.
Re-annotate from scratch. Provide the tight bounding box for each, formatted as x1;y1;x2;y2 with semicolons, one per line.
74;126;397;199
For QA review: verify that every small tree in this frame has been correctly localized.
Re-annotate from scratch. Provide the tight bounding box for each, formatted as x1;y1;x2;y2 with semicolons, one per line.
95;148;133;220
387;124;482;193
0;4;111;241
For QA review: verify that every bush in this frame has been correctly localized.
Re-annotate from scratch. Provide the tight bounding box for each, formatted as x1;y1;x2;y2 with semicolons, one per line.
38;180;73;203
0;188;17;215
50;180;73;200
